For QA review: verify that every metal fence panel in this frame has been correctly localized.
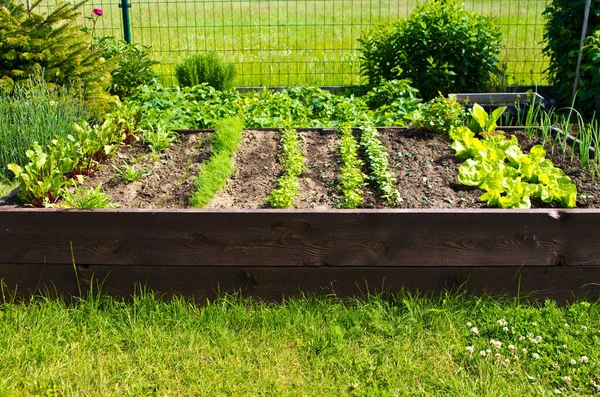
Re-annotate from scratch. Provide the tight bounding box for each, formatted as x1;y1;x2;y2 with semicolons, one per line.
35;0;549;87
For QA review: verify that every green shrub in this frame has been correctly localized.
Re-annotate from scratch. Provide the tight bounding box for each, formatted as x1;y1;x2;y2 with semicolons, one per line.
175;52;236;90
0;77;91;181
93;36;159;99
358;0;502;100
0;0;113;110
543;0;600;115
580;30;600;115
415;95;466;134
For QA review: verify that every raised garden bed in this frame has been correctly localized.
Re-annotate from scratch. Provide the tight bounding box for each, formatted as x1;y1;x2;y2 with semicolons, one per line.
1;126;600;302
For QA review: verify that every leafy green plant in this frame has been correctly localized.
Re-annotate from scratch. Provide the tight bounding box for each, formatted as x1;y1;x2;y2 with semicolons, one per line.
59;182;116;209
469;104;508;134
359;125;400;206
450;126;577;208
415;95;466;134
0;76;91;181
337;125;365;208
543;0;600;115
358;0;502;99
92;35;159;99
175;52;236;91
0;0;114;111
190;117;244;208
112;162;148;182
144;125;178;153
7;104;141;206
266;126;306;208
363;79;422;126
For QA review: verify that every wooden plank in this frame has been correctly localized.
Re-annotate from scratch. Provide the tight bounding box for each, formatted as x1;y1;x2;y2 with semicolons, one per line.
1;264;598;303
1;209;600;267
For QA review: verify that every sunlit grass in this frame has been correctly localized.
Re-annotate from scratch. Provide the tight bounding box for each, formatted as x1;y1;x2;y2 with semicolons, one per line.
44;0;549;87
0;289;598;396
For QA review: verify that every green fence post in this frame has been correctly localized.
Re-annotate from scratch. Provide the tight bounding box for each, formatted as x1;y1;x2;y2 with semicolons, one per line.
119;0;132;44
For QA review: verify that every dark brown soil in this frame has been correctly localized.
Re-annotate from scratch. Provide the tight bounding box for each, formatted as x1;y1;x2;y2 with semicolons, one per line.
207;130;281;208
78;133;210;208
9;127;599;209
295;131;341;209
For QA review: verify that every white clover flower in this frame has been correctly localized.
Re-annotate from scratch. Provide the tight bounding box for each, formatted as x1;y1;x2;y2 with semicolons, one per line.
570;359;577;365
532;322;538;326
581;325;588;331
466;346;474;354
565;323;570;328
486;349;492;356
503;326;509;332
467;321;473;327
563;376;571;383
489;339;502;349
522;348;528;354
471;327;479;336
562;344;568;349
580;356;589;364
519;336;526;341
508;344;515;351
533;336;543;344
532;353;541;359
479;350;487;357
497;318;508;327
494;353;501;358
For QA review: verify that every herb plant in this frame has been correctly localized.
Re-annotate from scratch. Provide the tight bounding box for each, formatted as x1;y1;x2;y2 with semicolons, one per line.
175;52;236;91
266;126;306;208
415;95;466;134
59;182;116;209
359;125;400;206
190;117;244;208
112;162;149;182
144;126;178;153
337;125;365;208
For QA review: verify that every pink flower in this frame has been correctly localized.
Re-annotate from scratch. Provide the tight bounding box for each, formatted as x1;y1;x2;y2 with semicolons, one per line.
93;8;103;16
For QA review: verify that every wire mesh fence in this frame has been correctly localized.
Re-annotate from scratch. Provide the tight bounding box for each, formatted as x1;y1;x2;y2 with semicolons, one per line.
36;0;550;87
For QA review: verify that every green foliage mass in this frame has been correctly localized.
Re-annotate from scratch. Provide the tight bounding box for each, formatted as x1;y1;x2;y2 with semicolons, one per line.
190;117;244;208
175;52;236;91
543;0;600;116
0;0;114;111
266;126;305;208
0;77;90;181
415;95;466;134
92;35;158;99
337;124;365;209
358;0;502;99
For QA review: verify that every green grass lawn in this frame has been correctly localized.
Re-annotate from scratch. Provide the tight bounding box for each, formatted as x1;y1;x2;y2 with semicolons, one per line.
0;290;598;396
64;0;549;87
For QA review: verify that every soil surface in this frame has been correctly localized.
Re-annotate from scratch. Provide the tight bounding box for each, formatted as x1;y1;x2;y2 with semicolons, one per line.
5;128;600;209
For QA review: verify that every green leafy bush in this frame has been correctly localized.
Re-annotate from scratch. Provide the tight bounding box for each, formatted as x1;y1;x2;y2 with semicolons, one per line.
0;0;113;110
543;0;600;115
93;35;158;99
175;52;236;90
579;30;600;115
415;95;466;134
358;0;502;99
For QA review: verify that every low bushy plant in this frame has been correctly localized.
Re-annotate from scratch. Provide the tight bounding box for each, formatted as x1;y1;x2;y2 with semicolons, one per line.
175;52;236;90
358;0;502;99
0;0;113;110
93;35;159;99
415;95;466;134
543;0;600;115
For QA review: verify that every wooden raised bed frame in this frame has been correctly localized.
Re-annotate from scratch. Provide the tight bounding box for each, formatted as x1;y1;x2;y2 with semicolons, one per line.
1;123;600;302
1;206;599;302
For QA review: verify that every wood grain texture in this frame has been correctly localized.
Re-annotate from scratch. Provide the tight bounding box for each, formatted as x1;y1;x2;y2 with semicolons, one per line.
1;209;600;267
1;264;598;303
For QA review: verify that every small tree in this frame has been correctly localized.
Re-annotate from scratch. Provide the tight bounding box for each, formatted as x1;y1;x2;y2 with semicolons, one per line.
0;0;113;109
